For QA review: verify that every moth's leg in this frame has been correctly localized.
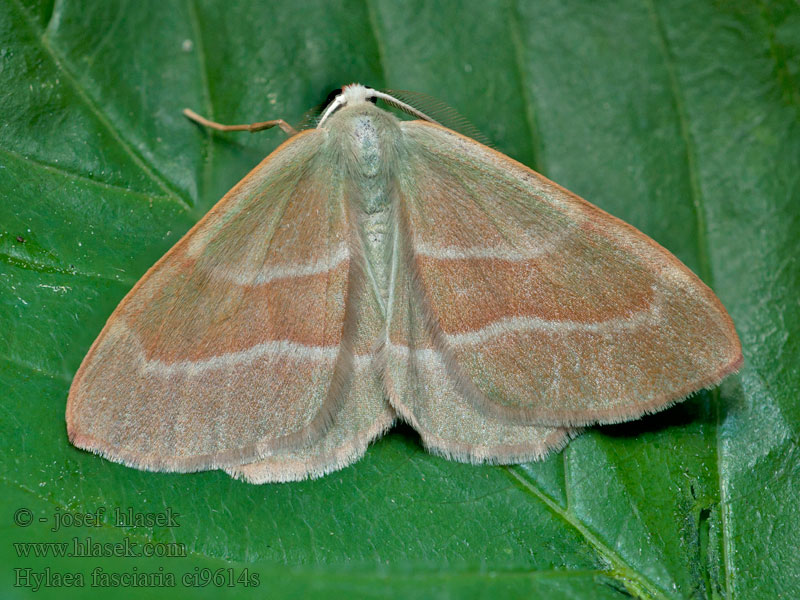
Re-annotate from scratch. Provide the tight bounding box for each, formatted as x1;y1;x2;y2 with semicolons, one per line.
182;108;298;136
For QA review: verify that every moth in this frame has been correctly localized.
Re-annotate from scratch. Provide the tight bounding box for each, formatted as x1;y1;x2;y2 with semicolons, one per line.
66;84;742;483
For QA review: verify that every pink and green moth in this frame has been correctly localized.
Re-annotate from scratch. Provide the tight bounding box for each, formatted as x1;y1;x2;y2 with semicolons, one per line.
66;84;743;483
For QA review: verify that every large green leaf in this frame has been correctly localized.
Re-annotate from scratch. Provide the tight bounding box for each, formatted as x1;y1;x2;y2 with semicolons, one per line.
2;1;798;598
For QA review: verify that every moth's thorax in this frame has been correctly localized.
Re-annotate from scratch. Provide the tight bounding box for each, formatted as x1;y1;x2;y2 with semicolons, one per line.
324;103;399;175
324;103;400;305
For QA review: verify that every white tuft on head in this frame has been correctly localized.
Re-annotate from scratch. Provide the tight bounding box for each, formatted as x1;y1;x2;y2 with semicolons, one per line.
317;84;439;128
341;84;373;105
318;84;375;127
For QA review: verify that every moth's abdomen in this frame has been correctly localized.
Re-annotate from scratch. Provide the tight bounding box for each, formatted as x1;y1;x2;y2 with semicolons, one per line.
353;113;394;305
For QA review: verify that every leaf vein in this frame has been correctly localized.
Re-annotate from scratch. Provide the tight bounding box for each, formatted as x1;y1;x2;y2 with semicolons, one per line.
0;356;71;383
647;5;732;598
364;0;389;87
646;0;711;284
11;0;191;211
186;0;215;210
0;251;137;286
503;465;670;600
0;145;174;204
508;0;546;172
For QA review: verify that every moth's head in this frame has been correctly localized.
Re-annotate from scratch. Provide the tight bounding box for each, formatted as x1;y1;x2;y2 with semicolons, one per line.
317;84;378;126
317;84;439;129
340;84;379;106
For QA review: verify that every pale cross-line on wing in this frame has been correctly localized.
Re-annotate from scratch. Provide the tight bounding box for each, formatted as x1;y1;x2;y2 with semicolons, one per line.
388;285;662;353
200;244;350;286
444;287;662;347
113;320;376;376
114;268;659;376
413;224;572;262
114;203;662;377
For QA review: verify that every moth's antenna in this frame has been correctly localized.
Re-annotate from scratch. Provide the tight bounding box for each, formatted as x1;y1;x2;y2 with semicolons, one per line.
317;94;347;127
316;86;444;128
369;90;442;125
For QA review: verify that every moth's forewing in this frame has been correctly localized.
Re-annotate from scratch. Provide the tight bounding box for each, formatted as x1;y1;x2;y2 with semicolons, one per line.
386;121;741;430
67;130;364;473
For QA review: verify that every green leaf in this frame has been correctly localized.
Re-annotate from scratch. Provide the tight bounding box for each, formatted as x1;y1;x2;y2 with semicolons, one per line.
2;0;798;598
